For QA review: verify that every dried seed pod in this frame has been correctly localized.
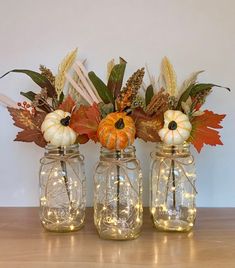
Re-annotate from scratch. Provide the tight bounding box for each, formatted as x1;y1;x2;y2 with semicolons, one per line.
39;65;55;86
116;68;145;111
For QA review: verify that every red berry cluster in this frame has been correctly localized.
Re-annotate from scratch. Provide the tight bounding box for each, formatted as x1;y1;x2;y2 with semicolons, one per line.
17;101;36;116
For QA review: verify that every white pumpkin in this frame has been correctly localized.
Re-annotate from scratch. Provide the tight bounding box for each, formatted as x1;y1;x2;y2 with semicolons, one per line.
158;110;192;145
41;110;77;146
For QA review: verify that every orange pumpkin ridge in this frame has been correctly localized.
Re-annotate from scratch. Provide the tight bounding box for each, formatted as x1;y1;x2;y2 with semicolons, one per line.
97;112;136;150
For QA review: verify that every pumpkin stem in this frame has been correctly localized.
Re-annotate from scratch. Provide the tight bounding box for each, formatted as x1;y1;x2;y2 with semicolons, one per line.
60;116;71;126
115;118;125;129
168;120;177;130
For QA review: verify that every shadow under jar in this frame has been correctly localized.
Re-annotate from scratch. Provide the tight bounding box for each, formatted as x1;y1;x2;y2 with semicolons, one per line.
94;146;143;240
39;144;86;232
150;142;197;232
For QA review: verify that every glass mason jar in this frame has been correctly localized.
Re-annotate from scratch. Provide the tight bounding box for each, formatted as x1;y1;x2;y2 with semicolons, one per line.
39;144;86;232
94;146;143;240
150;142;197;232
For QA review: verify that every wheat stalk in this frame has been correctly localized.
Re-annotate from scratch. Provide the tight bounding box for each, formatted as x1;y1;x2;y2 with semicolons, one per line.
55;48;78;98
160;56;177;97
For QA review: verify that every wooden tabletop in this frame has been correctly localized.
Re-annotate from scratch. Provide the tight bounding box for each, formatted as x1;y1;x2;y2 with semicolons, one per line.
0;208;235;268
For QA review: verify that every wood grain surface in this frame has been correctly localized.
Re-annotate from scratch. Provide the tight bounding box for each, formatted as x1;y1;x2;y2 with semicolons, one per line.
0;208;234;268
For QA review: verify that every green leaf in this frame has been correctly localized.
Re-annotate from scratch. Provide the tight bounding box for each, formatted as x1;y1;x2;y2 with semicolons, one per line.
98;102;114;118
190;83;230;97
59;92;64;104
88;71;114;104
20;91;36;101
0;69;56;98
145;85;154;106
177;83;230;109
107;57;127;98
176;84;194;109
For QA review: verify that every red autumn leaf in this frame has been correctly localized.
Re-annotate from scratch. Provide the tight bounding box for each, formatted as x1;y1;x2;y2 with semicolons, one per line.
70;103;101;142
131;108;164;142
58;94;76;113
8;107;47;147
188;110;226;153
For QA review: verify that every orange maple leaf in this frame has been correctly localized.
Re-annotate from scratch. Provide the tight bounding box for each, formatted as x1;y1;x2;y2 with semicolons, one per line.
188;110;226;153
58;95;76;113
70;103;101;142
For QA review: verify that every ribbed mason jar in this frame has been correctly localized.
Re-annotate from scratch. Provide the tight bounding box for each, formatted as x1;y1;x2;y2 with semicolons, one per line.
94;146;143;240
39;144;86;232
150;142;196;232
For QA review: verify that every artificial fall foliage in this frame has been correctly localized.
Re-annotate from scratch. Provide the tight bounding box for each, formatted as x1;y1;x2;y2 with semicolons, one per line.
70;103;101;142
139;57;229;151
0;52;229;152
7;107;46;147
131;108;163;142
188;110;226;153
58;95;76;113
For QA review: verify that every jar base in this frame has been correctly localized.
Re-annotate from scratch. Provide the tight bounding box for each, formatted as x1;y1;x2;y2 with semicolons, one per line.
41;221;85;232
40;206;85;232
98;228;141;240
153;219;193;232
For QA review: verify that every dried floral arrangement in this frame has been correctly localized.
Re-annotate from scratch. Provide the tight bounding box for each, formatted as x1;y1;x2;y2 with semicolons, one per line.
0;48;98;147
130;57;230;152
0;53;229;152
0;51;145;151
65;57;145;150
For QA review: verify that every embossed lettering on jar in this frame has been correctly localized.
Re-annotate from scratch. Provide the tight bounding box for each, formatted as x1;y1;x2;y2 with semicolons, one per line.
150;143;197;232
94;146;143;240
39;145;86;232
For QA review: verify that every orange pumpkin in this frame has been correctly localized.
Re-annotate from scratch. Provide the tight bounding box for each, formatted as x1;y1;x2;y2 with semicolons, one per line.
97;112;136;150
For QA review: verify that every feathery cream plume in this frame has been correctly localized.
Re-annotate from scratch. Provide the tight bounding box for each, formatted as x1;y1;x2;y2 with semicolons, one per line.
179;70;204;96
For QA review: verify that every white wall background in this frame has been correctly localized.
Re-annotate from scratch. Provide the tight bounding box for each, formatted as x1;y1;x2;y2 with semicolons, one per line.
0;0;234;207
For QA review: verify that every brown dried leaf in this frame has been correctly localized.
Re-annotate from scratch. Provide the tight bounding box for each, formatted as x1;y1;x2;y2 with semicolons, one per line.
8;107;47;147
8;108;36;130
15;129;47;148
131;108;164;142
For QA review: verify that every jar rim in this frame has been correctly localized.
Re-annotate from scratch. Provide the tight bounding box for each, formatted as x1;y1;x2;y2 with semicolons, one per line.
45;144;79;150
100;145;136;159
45;144;79;156
154;142;191;157
155;142;190;150
100;145;135;153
